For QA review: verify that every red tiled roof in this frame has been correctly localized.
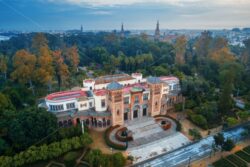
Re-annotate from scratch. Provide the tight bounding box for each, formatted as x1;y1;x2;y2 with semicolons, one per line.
46;90;86;101
122;82;148;93
84;79;94;83
159;76;179;81
94;89;107;96
95;74;134;85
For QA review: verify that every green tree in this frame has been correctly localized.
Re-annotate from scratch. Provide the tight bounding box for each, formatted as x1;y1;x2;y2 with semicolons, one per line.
0;138;8;155
112;152;126;167
222;139;235;152
190;114;208;129
218;70;234;115
237;111;249;122
226;117;239;126
8;107;58;151
189;129;202;141
214;133;225;147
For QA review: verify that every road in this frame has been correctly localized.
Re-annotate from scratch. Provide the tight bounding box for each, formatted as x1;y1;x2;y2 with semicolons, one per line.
134;124;248;167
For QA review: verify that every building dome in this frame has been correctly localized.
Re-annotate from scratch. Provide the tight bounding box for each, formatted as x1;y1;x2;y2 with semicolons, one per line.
107;82;123;90
147;76;161;84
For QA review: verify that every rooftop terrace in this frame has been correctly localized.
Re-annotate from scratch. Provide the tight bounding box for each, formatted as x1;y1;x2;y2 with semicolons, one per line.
95;74;134;85
46;90;87;101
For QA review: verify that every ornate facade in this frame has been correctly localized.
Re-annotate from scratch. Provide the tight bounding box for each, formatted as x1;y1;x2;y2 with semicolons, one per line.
44;73;182;128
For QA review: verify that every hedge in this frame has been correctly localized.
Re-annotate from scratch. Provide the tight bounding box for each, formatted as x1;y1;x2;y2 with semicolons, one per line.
226;154;247;167
104;126;127;150
154;115;182;131
0;133;93;167
235;151;250;163
213;158;235;167
115;127;133;142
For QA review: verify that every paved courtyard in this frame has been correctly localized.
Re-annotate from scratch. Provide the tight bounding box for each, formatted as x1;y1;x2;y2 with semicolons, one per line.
125;117;190;163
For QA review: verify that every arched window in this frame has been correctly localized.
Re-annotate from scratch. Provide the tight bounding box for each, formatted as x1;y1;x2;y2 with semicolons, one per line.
117;109;120;115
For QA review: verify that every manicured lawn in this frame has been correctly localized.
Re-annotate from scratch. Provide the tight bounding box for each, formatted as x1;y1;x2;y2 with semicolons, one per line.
213;158;235;167
226;154;247;167
243;146;250;155
235;151;250;163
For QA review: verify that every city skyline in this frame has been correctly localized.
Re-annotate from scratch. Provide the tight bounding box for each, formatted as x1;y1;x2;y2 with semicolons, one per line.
0;0;250;31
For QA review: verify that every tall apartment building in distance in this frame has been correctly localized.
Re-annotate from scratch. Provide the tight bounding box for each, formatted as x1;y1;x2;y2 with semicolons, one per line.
44;73;183;128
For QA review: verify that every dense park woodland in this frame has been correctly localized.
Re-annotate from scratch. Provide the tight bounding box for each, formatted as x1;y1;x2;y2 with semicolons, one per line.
0;31;250;166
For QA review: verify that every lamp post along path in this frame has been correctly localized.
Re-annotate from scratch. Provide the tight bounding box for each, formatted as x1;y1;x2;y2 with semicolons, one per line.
81;120;84;134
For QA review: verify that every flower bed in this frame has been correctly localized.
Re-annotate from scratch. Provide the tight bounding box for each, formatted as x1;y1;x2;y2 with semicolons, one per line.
235;151;250;163
162;123;171;130
104;126;127;150
154;115;182;131
115;127;133;142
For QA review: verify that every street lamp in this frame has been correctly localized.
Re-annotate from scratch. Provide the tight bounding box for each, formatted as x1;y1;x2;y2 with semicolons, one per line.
81;120;84;134
188;156;191;167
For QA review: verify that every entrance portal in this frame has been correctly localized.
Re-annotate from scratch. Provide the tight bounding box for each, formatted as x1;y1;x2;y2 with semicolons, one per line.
143;108;147;116
133;110;138;118
124;112;128;121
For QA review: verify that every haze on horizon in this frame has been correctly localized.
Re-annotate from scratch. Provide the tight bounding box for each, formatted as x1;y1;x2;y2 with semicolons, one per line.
0;0;250;31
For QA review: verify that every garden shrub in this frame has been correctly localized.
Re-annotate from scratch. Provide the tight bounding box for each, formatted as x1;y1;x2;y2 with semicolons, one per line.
63;151;79;167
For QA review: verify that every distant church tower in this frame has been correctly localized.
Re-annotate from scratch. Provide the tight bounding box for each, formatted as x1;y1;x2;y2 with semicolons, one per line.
121;23;125;38
154;20;160;41
80;25;83;33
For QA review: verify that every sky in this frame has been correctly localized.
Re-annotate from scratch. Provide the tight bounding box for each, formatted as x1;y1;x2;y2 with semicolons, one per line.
0;0;250;31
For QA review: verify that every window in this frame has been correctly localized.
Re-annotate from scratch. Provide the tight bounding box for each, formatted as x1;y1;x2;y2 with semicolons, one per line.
101;99;105;108
49;104;64;111
117;110;120;115
155;101;158;107
143;93;149;101
80;103;87;108
66;103;75;109
114;93;122;102
135;95;139;104
124;108;130;113
154;87;161;95
124;97;129;104
89;102;93;108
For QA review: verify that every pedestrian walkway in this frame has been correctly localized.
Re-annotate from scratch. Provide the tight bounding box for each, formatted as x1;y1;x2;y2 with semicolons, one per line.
128;132;190;163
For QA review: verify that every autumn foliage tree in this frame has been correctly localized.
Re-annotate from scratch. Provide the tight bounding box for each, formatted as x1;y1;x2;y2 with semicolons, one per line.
63;45;79;74
210;47;235;65
174;35;187;65
52;50;69;90
0;54;8;80
11;50;36;94
34;46;54;90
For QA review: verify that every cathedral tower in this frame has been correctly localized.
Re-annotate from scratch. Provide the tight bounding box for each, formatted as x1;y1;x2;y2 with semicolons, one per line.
121;23;125;38
154;20;160;41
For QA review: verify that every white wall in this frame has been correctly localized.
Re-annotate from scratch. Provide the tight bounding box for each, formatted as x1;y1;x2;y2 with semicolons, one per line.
46;99;77;112
94;95;107;112
83;80;95;90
